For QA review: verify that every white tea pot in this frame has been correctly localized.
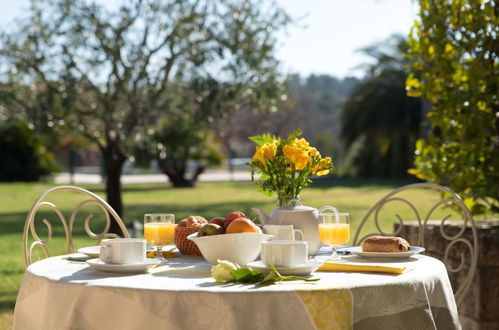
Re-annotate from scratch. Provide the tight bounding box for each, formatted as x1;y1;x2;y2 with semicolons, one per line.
253;203;337;255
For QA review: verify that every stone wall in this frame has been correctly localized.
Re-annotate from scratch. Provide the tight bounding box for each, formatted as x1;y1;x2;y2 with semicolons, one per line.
395;221;499;330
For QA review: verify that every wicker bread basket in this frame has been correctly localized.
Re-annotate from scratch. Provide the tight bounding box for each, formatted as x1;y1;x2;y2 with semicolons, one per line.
174;226;202;256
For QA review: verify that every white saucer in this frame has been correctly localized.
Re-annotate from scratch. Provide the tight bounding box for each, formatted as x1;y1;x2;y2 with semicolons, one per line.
86;258;161;273
77;246;101;258
246;260;323;276
345;246;425;259
78;245;175;258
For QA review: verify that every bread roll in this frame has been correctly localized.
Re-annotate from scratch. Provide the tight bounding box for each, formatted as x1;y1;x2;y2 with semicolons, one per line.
362;236;410;252
181;216;207;228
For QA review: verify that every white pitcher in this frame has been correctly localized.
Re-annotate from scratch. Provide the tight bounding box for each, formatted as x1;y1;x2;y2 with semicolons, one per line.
253;203;337;255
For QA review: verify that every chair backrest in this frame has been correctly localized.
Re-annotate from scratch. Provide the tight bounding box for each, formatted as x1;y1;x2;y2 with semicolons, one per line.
23;185;129;267
352;182;478;307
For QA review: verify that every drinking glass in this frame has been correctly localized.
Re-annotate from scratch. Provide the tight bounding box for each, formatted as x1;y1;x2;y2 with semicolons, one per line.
318;212;350;261
144;213;175;263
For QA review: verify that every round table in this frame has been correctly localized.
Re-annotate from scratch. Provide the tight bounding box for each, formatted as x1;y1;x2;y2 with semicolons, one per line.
13;253;461;330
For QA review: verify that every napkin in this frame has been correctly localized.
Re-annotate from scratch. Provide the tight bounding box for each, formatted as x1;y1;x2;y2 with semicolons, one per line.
65;253;92;262
318;261;411;275
148;265;211;277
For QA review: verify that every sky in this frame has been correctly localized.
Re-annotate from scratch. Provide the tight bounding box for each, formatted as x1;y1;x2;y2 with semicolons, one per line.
275;0;417;77
0;0;417;78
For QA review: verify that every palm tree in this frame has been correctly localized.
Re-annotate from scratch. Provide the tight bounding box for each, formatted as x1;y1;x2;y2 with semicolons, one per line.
340;35;422;179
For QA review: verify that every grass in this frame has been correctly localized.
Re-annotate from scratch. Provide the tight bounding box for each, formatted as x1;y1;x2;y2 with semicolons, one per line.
0;178;463;329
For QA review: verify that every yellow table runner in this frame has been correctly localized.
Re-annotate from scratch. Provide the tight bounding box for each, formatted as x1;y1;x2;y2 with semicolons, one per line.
296;288;353;329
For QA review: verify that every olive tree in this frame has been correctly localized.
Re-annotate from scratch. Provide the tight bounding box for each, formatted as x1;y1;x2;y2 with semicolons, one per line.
406;0;498;214
0;0;290;226
134;78;225;187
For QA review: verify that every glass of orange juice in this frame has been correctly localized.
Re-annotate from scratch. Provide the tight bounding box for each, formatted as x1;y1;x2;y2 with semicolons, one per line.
318;212;350;261
144;213;175;263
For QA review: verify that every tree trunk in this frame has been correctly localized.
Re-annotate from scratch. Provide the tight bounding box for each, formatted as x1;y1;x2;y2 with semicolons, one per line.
162;163;192;187
160;161;205;187
102;146;126;236
191;165;205;182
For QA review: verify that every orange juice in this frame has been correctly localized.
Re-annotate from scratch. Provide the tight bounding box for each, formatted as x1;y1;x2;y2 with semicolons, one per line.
144;222;176;246
318;223;350;246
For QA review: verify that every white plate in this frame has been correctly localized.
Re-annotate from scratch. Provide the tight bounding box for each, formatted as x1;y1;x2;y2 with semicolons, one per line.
345;246;425;259
86;258;161;273
246;260;323;276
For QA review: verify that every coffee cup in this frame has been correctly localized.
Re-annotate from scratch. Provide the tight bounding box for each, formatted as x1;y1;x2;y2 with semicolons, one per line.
262;224;304;241
100;238;147;264
260;240;308;267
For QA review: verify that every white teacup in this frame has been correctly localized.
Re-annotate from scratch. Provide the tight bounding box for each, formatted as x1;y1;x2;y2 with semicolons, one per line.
262;225;304;241
261;240;308;267
100;238;146;264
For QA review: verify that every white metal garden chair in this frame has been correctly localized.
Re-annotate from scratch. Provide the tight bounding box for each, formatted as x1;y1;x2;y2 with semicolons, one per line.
22;185;129;267
352;183;478;307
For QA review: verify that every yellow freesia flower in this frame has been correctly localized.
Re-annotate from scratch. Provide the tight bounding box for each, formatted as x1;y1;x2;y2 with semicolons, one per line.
312;157;333;174
248;130;335;207
295;152;310;170
252;146;267;168
283;144;310;170
262;141;277;160
316;169;330;176
319;157;332;168
294;138;310;150
308;147;320;157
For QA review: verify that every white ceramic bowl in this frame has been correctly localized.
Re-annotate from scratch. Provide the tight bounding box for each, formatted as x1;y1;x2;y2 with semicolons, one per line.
187;232;273;265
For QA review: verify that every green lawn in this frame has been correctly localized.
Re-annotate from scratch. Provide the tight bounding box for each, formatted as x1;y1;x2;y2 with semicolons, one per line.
0;178;460;329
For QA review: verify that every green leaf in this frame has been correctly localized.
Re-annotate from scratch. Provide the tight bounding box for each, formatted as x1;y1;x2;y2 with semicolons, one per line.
281;275;320;282
261;269;281;283
285;128;303;143
464;197;474;210
231;268;263;283
249;133;277;146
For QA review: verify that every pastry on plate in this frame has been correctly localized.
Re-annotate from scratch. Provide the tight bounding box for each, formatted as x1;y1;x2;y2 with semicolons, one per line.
362;236;410;252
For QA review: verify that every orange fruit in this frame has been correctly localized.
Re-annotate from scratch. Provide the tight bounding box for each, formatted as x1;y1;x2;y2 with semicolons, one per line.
226;217;259;234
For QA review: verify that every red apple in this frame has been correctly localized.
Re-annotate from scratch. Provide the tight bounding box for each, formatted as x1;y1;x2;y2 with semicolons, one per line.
226;211;246;222
209;217;226;226
209;217;227;232
221;220;231;232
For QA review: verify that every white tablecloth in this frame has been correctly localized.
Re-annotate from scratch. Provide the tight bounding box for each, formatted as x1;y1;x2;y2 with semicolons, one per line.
13;254;461;330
